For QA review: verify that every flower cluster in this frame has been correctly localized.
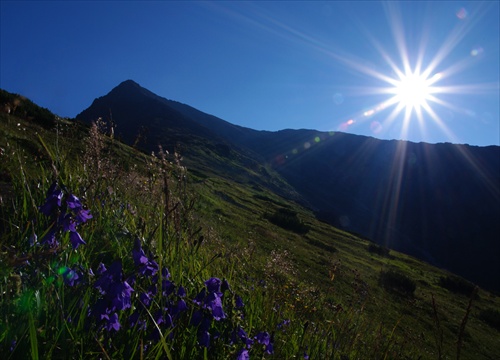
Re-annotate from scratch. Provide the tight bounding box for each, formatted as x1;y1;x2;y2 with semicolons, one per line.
35;183;276;358
38;181;92;249
91;261;134;332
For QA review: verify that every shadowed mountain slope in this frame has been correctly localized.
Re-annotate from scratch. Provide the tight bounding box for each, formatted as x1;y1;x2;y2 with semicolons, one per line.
76;80;500;292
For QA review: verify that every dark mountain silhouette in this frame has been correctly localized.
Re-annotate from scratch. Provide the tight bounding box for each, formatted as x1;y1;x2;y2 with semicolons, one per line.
76;80;500;292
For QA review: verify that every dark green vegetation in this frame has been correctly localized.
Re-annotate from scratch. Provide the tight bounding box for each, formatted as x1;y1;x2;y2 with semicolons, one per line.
1;89;500;359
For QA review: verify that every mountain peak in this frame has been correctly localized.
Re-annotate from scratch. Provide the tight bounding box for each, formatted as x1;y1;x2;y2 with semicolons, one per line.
116;79;141;89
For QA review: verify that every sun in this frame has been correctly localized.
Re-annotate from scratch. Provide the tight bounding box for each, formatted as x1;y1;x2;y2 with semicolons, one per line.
394;71;433;111
388;69;443;115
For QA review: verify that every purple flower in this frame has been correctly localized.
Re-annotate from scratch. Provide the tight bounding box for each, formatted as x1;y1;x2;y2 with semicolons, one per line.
62;267;82;287
67;194;83;210
69;231;86;249
129;310;147;331
190;310;203;327
109;281;134;311
236;348;250;360
39;182;63;216
96;263;107;275
61;214;77;232
193;288;206;306
199;330;210;348
132;238;158;277
235;294;245;308
256;331;274;354
74;208;92;224
255;331;271;346
41;229;58;248
140;291;152;307
205;291;226;320
177;285;186;297
132;238;148;266
237;327;254;348
205;277;222;293
104;312;120;332
162;279;175;297
278;319;291;329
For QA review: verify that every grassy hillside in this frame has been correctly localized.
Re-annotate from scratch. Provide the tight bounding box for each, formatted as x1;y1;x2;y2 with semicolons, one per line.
1;96;499;359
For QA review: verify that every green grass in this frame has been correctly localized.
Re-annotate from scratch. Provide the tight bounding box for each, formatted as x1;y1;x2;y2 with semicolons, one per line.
1;105;499;359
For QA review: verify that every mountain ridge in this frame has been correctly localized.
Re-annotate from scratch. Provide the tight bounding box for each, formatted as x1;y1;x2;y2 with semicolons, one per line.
76;80;500;292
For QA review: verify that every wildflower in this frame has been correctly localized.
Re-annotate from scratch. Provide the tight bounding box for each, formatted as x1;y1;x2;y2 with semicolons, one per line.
190;310;203;327
205;291;226;320
198;317;212;347
62;267;83;287
193;288;206;306
236;327;254;348
129;310;147;331
278;319;291;329
74;208;92;224
205;277;222;294
39;182;63;216
132;238;158;277
140;291;152;307
236;348;250;360
177;285;186;297
66;194;83;210
109;280;134;311
69;230;86;249
255;331;274;354
104;312;121;332
255;331;271;346
41;229;58;248
199;330;210;348
235;294;245;308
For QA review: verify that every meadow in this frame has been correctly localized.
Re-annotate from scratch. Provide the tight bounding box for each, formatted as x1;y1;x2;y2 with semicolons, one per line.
1;100;499;359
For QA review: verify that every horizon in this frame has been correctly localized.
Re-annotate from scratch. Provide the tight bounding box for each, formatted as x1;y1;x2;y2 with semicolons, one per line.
1;1;499;146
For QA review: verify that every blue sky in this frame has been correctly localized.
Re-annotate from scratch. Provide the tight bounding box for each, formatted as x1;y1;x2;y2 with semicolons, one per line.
1;1;498;146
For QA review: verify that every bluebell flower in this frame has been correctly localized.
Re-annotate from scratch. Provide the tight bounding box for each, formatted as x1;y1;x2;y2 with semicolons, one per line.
74;208;92;224
132;238;159;277
96;263;107;275
140;291;152;307
162;279;175;297
235;294;245;308
199;330;210;348
104;312;120;332
69;230;86;249
237;327;254;348
41;229;59;248
190;309;203;327
39;182;63;216
129;310;147;331
236;348;250;360
205;291;226;320
193;288;206;306
109;281;134;311
62;267;83;287
177;285;186;297
198;317;212;347
66;194;83;210
255;331;274;354
205;277;222;293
